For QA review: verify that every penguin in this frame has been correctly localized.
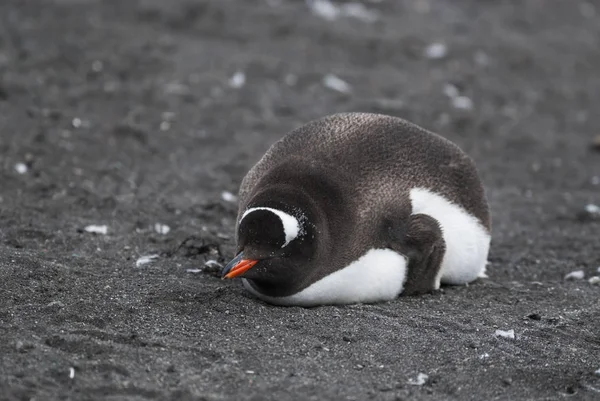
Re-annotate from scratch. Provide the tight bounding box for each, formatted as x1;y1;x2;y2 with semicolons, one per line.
221;112;491;307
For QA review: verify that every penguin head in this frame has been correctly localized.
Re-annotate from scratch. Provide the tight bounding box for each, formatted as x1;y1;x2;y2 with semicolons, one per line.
221;206;317;286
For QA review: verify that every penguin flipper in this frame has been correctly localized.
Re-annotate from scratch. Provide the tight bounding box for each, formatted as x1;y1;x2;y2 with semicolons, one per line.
386;213;446;296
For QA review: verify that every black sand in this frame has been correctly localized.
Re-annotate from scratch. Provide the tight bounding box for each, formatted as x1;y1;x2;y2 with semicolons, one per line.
1;1;599;400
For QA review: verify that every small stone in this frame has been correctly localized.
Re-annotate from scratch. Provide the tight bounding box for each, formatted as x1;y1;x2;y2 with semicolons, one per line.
585;204;600;214
494;329;515;340
342;336;353;342
323;74;352;94
564;270;585;280
229;71;246;89
452;96;473;110
408;373;429;386
69;367;75;379
135;254;159;267
502;377;512;386
84;225;108;235
577;204;600;222
594;368;600;376
245;370;255;374
14;163;28;174
221;191;238;203
47;300;65;308
204;260;223;269
424;42;448;59
154;223;171;235
588;276;600;285
527;313;541;320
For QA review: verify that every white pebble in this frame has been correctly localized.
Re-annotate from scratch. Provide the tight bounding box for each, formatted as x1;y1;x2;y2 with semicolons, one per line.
585;204;600;214
186;268;202;274
452;96;474;110
323;74;352;94
14;163;28;174
205;260;223;268
221;191;238;203
588;276;600;285
597;266;600;273
245;370;255;374
424;42;447;59
307;0;378;23
340;3;379;23
229;71;246;89
135;254;159;267
443;83;459;98
494;329;515;340
84;225;108;235
72;118;82;128
307;0;339;21
408;373;429;386
564;270;585;280
69;367;75;379
154;223;171;235
595;368;600;376
479;353;490;359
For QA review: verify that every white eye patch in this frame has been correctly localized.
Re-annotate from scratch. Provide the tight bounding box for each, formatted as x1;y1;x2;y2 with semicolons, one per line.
240;207;300;247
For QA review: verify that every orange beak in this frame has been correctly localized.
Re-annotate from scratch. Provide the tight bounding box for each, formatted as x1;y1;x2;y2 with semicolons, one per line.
221;252;259;279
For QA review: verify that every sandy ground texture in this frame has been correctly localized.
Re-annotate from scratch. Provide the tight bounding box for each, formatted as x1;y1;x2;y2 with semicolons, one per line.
1;0;600;400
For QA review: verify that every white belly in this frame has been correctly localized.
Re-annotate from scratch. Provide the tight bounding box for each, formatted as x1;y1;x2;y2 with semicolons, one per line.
242;249;408;307
409;187;491;287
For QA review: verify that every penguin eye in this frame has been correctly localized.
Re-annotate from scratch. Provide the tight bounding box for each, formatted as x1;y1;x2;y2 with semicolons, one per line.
240;207;300;248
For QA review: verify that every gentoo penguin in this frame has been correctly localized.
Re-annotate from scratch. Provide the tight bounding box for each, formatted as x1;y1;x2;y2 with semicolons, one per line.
221;112;491;307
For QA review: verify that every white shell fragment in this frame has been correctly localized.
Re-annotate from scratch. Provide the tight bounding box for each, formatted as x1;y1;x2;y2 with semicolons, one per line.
229;71;246;89
585;204;600;214
494;329;515;340
452;96;474;110
69;367;75;379
84;225;108;235
408;373;429;386
588;276;600;285
323;74;352;94
135;254;159;267
154;223;171;235
204;260;223;268
424;42;448;59
307;0;378;23
564;270;585;280
14;163;28;174
221;191;238;203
